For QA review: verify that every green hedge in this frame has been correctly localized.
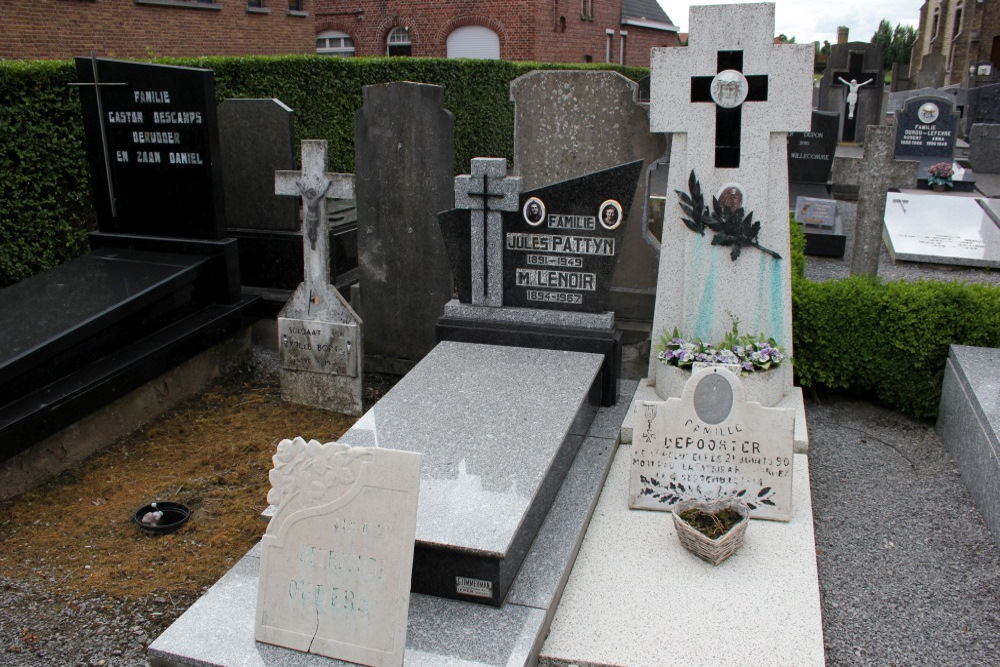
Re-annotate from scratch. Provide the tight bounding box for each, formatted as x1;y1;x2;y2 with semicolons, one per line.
792;276;1000;418
0;56;649;287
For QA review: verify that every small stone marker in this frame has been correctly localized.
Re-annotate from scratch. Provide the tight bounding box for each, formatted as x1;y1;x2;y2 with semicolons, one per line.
454;158;522;307
275;140;363;415
795;197;837;230
629;367;795;521
835;126;918;277
255;437;420;665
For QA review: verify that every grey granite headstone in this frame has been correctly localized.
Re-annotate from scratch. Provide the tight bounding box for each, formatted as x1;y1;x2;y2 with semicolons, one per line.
510;70;667;321
256;438;420;665
969;124;1000;174
836;126;918;276
275;140;363;415
886;87;941;116
914;52;947;90
354;82;455;375
219;98;298;231
818;42;885;143
966;83;1000;137
629;367;795;521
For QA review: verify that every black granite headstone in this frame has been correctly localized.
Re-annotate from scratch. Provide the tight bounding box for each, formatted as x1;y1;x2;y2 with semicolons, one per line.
895;94;958;159
787;110;840;184
965;83;1000;136
219;98;297;232
74;57;226;239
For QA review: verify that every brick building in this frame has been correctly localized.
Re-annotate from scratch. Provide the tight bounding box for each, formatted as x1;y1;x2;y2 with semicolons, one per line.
2;0;679;66
315;0;679;66
909;0;1000;86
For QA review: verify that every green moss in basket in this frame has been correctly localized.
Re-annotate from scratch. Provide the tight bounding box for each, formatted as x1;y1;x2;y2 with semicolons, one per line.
678;507;744;539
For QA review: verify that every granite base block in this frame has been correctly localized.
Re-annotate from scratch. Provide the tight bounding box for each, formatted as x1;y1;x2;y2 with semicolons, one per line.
148;380;639;666
936;345;1000;545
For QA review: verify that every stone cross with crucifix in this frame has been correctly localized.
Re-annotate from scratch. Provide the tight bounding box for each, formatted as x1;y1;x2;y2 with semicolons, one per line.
647;3;812;388
831;126;918;277
274;139;363;416
275;140;355;301
831;51;880;142
454;158;521;307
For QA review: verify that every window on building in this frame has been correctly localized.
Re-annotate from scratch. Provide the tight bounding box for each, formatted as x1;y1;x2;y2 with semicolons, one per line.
317;30;355;56
247;0;263;7
619;31;627;65
288;0;303;11
580;0;593;19
605;29;613;63
446;26;500;59
932;6;940;39
954;2;963;37
387;27;411;56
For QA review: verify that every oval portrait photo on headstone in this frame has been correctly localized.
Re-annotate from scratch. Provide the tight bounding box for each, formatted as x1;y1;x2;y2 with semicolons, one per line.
918;102;940;124
523;197;546;226
598;199;622;230
716;183;746;212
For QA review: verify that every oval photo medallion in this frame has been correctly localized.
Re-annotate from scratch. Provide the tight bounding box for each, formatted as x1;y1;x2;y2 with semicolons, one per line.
598;199;622;230
710;69;749;109
693;372;734;425
523;197;546;226
917;102;940;124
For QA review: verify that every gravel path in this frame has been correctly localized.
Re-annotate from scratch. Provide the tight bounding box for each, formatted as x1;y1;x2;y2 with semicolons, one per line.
2;199;999;665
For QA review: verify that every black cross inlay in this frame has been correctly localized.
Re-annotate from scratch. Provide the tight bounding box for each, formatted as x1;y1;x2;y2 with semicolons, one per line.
69;54;127;218
690;50;768;168
465;172;505;290
831;51;879;142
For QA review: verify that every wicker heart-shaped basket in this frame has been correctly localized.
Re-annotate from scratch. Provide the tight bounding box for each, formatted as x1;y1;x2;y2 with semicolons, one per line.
671;498;750;565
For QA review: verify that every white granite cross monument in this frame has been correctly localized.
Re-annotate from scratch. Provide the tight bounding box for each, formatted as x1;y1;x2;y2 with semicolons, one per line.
274;140;364;416
648;3;812;397
454;158;521;307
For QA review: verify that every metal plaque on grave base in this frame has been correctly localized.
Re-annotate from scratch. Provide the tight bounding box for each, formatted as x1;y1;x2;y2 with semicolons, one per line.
278;317;359;377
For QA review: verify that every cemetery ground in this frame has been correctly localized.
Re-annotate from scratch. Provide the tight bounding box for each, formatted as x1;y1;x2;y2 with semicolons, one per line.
1;195;1000;665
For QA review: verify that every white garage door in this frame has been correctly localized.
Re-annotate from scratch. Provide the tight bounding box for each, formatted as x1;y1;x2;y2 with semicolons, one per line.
447;26;500;59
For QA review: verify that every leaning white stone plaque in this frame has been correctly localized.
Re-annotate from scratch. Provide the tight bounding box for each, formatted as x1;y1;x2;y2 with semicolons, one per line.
255;437;421;666
629;367;795;521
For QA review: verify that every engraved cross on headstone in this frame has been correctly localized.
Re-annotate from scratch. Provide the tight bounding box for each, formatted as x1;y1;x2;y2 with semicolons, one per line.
454;158;521;307
69;54;128;218
275;140;354;300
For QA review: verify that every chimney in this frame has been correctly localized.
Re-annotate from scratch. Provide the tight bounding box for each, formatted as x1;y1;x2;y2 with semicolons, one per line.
837;26;849;44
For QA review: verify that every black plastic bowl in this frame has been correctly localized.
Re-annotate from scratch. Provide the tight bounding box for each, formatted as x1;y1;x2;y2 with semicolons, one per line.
133;501;191;535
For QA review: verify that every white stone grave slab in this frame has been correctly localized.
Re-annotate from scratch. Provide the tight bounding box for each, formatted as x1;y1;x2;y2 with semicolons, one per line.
883;192;1000;268
255;437;420;666
629;367;795;521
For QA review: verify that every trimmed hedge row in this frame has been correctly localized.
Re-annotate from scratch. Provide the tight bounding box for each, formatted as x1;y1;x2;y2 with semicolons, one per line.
3;56;999;420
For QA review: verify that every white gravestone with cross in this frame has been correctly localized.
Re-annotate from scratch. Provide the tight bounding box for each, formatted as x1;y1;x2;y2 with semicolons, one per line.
647;3;812;406
275;140;364;416
454;158;522;307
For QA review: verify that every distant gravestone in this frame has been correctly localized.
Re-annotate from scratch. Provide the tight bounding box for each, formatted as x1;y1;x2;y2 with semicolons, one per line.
883;192;1000;268
628;367;795;521
969;124;1000;174
219;98;298;231
74;57;226;239
965;83;1000;137
914;52;947;90
836;126;918;276
256;437;420;665
894;94;959;166
510;70;666;321
787;110;839;186
647;2;811;400
354;82;455;375
819;42;885;143
275;140;363;416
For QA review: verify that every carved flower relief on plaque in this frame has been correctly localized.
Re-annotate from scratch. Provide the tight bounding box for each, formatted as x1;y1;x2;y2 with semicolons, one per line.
267;437;373;520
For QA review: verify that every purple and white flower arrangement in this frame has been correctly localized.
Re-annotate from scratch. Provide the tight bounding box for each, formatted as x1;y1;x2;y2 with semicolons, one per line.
656;322;786;375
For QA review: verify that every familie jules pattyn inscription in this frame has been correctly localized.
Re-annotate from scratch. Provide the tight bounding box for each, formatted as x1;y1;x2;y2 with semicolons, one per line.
255;437;421;666
628;367;795;521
